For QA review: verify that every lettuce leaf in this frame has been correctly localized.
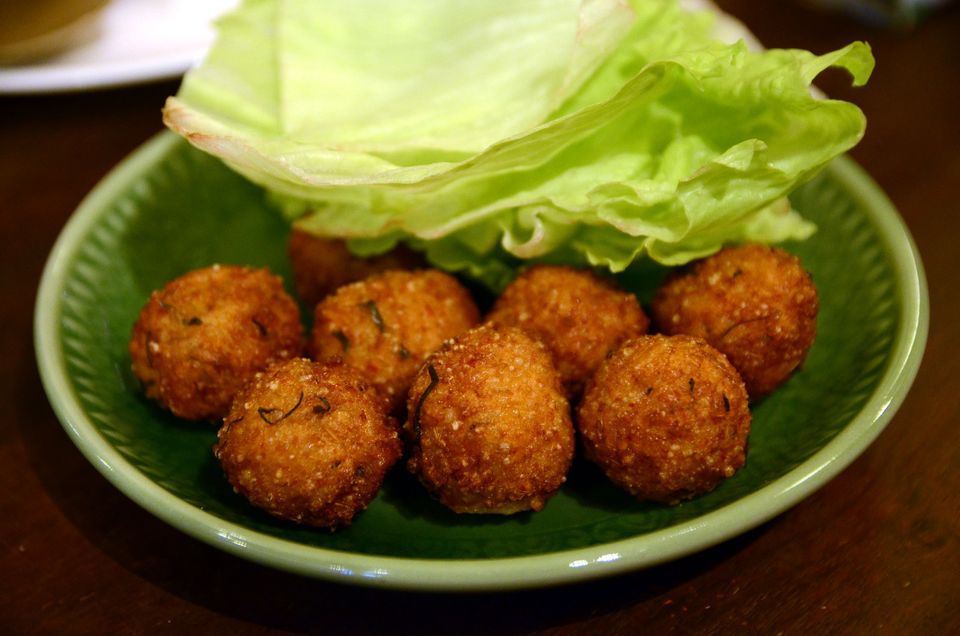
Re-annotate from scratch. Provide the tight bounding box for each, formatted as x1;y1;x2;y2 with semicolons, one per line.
164;0;873;290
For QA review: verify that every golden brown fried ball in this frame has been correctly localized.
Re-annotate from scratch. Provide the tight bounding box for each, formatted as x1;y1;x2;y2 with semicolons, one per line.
578;335;751;505
404;324;575;514
485;265;649;398
288;228;424;308
650;244;818;399
129;264;303;421
310;269;480;412
214;358;402;529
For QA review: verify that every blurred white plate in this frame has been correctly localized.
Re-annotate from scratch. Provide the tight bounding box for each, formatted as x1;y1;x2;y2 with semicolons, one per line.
0;0;236;94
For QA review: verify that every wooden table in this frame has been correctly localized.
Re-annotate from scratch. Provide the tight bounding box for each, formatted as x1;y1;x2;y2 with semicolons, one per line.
2;2;956;633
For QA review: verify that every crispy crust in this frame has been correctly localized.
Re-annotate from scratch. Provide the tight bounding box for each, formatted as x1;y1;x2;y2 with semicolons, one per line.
486;265;649;398
287;229;424;309
578;334;751;504
215;358;402;529
404;324;575;514
129;264;303;421
310;269;480;412
651;245;818;399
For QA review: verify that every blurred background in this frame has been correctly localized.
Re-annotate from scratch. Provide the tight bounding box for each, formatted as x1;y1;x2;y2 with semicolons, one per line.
0;0;236;93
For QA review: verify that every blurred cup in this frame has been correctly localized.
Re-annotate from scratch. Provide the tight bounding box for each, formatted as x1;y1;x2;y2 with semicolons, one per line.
0;0;109;65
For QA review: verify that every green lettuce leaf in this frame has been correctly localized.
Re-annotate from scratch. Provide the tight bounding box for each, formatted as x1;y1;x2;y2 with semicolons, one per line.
164;0;873;290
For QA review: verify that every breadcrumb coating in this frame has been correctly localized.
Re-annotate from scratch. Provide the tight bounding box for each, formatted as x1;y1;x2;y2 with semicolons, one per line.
486;265;649;398
578;334;751;504
215;358;402;529
129;264;303;421
651;245;818;399
310;269;480;412
405;324;575;514
287;228;423;309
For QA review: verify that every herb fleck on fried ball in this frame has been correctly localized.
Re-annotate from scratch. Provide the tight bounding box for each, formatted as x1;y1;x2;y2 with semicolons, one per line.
214;358;402;529
650;244;818;399
310;269;480;412
404;324;575;514
485;265;649;398
288;227;424;309
578;334;751;505
129;264;303;421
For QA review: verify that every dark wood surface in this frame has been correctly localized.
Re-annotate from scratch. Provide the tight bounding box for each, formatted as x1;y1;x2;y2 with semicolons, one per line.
2;2;957;634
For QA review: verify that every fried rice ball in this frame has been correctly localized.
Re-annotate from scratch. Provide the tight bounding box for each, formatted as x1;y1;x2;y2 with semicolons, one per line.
310;269;480;412
485;265;649;398
214;358;402;529
404;324;575;514
650;244;818;399
129;264;303;421
288;227;424;308
578;334;751;505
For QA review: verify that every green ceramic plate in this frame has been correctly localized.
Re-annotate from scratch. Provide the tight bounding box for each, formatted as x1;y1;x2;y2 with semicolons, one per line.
35;132;927;591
